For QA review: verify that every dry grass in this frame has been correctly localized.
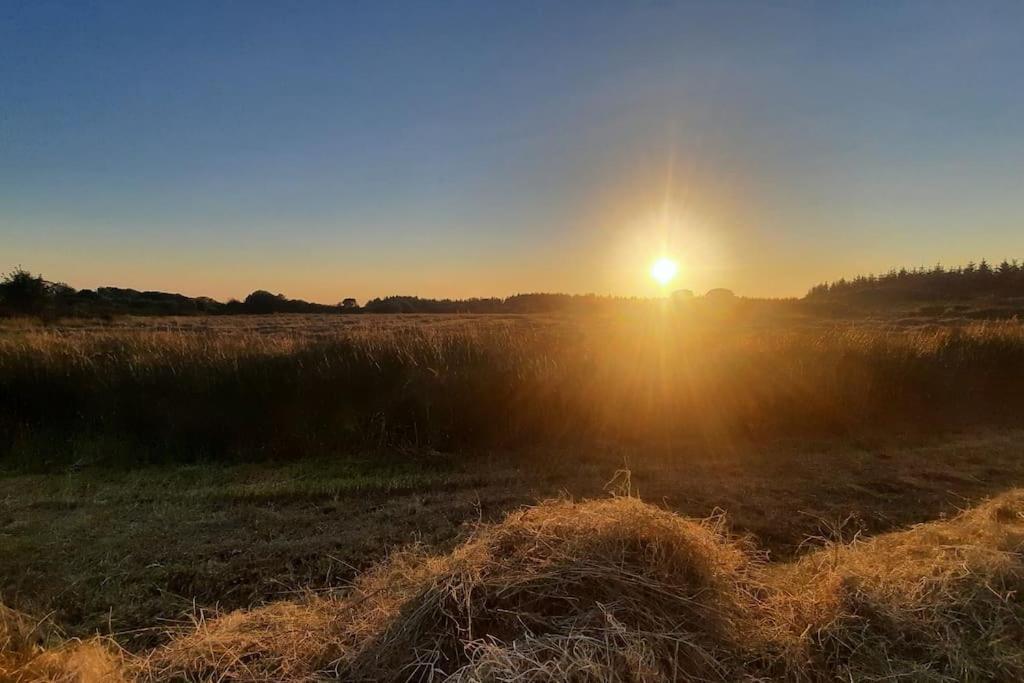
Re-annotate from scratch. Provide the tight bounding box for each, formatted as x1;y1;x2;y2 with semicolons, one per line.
5;314;1024;465
9;431;1024;651
10;486;1023;681
141;494;763;682
0;605;125;683
766;490;1024;681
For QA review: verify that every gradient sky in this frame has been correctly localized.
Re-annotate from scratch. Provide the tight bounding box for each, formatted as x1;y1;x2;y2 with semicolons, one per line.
3;1;1023;303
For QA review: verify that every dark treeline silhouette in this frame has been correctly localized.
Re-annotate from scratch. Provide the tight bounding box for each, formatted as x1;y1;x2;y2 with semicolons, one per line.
807;260;1024;304
9;259;1024;319
361;295;503;314
232;289;349;314
361;293;649;314
0;268;356;318
0;268;661;318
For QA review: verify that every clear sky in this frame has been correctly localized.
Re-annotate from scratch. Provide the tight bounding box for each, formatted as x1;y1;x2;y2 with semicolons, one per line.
3;1;1023;303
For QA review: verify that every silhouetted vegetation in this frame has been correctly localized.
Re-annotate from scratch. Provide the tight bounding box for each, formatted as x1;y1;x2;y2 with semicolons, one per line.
808;259;1024;304
360;293;648;314
0;269;360;318
12;259;1024;322
361;295;503;313
0;268;62;316
233;289;349;314
0;267;750;319
4;316;1024;468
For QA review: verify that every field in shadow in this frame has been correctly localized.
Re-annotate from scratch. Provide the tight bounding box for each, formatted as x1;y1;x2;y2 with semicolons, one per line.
5;314;1024;466
7;475;1024;681
3;430;1024;655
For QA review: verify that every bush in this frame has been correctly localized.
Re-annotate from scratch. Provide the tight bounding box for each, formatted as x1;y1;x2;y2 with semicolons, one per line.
0;268;50;316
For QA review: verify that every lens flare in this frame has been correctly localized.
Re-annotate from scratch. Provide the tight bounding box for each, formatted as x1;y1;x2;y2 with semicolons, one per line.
649;257;679;285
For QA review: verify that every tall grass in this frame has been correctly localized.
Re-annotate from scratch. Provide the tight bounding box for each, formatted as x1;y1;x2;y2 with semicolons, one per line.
2;315;1024;466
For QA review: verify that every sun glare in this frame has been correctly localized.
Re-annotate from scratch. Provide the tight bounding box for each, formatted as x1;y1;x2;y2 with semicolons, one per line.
650;257;679;286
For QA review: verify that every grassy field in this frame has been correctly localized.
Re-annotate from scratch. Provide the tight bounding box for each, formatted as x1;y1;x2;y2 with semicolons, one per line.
4;311;1024;467
5;431;1024;647
5;431;1024;680
4;313;1024;680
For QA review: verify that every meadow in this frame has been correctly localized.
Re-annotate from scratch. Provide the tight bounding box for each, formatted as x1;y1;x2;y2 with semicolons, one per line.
3;309;1024;468
4;311;1024;681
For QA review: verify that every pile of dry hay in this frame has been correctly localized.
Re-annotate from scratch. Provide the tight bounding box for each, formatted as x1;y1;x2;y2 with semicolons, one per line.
5;489;1024;682
0;604;125;682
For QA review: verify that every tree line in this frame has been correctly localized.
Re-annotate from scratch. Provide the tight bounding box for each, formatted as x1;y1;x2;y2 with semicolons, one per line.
359;293;651;314
0;269;353;317
8;259;1020;319
0;268;654;318
807;260;1024;303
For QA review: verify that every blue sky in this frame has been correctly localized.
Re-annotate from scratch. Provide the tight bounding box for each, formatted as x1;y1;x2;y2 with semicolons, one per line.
3;1;1023;301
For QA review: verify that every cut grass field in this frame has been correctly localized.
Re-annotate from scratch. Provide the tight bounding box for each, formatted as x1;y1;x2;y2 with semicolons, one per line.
4;430;1024;654
6;443;1024;681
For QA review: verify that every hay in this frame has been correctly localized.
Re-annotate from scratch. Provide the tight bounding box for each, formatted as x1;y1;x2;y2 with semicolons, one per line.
145;496;764;682
9;490;1024;681
766;490;1024;681
336;496;763;681
0;605;125;683
1;604;54;660
139;598;349;682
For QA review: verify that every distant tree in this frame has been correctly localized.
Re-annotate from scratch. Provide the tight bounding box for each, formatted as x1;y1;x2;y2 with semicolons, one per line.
0;268;51;315
704;288;735;301
806;283;830;297
244;290;285;314
340;298;359;309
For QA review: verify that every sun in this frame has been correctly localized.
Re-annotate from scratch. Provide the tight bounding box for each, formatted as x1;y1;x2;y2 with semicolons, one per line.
649;257;679;285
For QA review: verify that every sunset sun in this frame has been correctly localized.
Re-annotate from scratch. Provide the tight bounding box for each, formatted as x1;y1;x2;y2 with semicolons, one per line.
649;257;679;286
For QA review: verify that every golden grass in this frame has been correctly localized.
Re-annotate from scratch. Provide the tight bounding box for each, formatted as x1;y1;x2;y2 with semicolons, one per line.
6;487;1024;681
139;494;760;682
766;490;1024;681
0;605;125;683
7;315;1024;465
